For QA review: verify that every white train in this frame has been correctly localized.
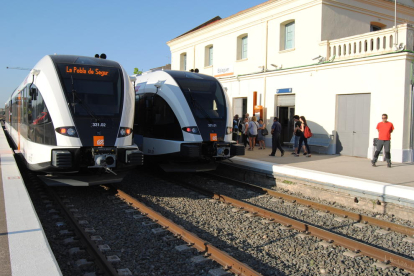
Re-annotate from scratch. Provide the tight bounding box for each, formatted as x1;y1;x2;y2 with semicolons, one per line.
5;55;143;186
132;70;244;172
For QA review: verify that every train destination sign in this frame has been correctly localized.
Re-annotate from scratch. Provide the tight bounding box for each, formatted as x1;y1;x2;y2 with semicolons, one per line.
65;66;109;77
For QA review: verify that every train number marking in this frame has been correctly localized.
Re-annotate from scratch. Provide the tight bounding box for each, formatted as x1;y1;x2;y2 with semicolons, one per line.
91;123;106;128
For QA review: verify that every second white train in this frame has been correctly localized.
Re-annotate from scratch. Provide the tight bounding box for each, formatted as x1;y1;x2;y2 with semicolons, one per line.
132;70;244;172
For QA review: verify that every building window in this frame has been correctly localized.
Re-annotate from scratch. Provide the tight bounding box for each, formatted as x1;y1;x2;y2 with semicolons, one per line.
237;34;248;60
370;22;385;32
180;53;187;71
205;45;213;67
280;20;295;51
242;36;248;59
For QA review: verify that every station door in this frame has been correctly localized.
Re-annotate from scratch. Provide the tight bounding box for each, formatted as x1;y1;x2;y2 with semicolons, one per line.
336;94;371;157
233;98;247;118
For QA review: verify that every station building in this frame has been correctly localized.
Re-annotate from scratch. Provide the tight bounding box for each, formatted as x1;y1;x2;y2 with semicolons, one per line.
167;0;414;162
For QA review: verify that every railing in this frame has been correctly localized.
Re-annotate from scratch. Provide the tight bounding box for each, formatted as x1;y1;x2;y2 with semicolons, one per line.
320;24;414;62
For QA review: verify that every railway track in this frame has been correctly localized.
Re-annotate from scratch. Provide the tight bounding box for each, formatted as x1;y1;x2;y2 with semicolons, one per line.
204;172;414;237
15;154;121;276
19;159;262;275
160;172;414;274
109;185;262;276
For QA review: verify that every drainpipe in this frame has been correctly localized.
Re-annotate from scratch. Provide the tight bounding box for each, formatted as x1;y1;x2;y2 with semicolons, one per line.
253;91;257;114
265;20;269;71
193;45;196;70
411;62;414;161
394;0;398;49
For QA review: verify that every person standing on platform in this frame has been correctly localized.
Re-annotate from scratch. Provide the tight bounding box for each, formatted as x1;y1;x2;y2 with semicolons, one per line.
372;114;394;168
295;116;311;157
245;113;250;121
241;117;249;148
257;119;266;149
246;116;259;151
269;117;284;157
292;115;301;155
232;114;240;144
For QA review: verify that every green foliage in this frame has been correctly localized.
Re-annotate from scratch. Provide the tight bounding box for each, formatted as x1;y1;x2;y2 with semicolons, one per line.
133;68;143;75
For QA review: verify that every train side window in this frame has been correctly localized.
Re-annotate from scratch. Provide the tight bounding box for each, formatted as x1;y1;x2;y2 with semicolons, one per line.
27;85;56;145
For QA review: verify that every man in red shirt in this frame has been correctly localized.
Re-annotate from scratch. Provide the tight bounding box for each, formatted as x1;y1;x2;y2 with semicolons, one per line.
372;114;394;168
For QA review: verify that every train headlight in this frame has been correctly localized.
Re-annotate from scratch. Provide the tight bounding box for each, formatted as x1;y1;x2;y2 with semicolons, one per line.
182;126;200;134
67;128;76;136
118;127;133;137
226;127;233;135
55;127;78;137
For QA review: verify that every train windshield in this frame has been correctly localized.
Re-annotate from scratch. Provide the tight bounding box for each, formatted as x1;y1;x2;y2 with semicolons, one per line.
57;64;123;118
175;78;226;120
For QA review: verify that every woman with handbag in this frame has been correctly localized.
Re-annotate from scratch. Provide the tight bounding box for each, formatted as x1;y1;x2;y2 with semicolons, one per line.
257;119;266;149
295;116;312;157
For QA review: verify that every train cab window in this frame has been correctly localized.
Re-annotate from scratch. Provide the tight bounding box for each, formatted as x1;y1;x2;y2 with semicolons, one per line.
134;93;183;141
27;85;56;145
175;78;226;120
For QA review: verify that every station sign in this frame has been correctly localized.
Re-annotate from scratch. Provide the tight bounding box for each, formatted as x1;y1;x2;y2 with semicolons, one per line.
214;66;234;78
277;88;292;94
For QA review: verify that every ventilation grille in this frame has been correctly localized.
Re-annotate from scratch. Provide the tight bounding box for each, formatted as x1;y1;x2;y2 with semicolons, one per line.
52;151;72;168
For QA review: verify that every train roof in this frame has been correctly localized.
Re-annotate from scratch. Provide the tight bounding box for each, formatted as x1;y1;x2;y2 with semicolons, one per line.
48;55;121;69
162;70;218;82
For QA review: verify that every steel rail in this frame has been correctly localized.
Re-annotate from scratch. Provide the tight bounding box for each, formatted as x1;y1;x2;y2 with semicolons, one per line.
112;187;262;276
47;187;118;276
12;149;117;276
205;172;414;237
173;178;414;273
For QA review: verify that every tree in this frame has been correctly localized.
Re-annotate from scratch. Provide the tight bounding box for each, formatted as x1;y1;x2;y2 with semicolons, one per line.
133;68;143;75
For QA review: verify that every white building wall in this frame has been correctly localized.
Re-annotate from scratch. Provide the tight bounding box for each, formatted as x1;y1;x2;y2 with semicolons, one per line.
220;53;413;162
167;0;414;162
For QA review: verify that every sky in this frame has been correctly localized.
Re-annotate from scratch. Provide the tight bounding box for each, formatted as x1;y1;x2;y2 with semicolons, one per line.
0;0;266;105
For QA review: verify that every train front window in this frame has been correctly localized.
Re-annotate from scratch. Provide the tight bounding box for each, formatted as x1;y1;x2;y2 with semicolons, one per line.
175;78;226;120
57;64;123;118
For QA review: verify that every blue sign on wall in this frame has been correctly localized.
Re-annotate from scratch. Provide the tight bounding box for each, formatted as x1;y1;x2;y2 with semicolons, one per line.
277;88;292;93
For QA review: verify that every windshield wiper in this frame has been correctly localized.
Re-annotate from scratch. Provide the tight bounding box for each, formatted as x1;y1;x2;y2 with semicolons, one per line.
188;88;214;124
70;76;100;122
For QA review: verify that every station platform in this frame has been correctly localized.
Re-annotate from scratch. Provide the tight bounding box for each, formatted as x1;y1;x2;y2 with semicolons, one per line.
223;147;414;206
0;128;61;275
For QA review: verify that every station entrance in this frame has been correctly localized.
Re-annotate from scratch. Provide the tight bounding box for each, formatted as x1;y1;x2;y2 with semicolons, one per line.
336;93;371;157
278;107;295;145
276;94;295;145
